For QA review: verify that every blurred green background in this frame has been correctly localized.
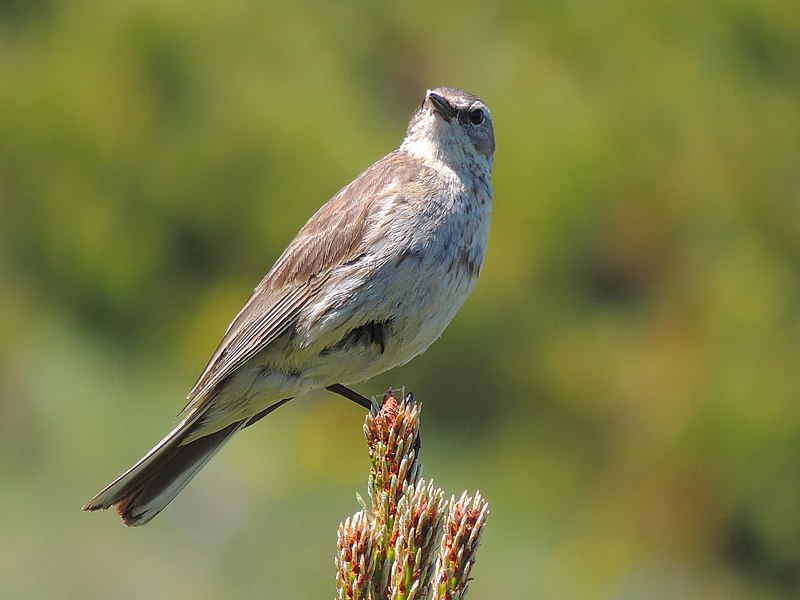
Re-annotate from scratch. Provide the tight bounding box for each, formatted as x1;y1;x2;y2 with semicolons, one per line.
1;0;798;597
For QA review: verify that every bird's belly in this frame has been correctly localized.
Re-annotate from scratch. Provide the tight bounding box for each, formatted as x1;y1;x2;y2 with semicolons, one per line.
196;240;484;436
305;247;482;385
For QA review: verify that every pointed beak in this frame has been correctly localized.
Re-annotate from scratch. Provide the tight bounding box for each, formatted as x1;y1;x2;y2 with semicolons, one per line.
427;91;456;122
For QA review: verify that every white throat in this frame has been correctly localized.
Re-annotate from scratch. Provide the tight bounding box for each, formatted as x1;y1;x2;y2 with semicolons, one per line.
400;113;492;177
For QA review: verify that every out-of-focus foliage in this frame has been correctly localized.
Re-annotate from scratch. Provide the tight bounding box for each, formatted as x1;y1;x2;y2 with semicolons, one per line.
1;0;798;598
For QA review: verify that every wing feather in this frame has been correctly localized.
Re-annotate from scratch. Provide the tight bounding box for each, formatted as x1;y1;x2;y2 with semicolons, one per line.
183;152;416;413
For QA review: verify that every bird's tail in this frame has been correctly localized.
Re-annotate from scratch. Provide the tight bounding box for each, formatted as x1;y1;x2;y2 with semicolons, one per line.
83;399;291;526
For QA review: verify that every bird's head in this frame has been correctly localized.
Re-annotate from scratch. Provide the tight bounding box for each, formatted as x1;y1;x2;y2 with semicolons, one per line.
402;87;495;169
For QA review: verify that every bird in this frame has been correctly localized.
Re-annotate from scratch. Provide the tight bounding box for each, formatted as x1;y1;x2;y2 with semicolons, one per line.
83;87;495;526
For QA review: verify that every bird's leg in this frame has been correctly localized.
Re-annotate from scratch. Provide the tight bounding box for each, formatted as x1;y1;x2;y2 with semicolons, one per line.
326;383;373;410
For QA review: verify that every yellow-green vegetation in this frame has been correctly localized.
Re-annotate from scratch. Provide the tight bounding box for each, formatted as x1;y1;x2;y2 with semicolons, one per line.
0;1;798;598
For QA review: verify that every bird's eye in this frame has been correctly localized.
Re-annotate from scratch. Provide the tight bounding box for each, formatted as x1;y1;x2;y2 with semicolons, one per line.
469;108;485;125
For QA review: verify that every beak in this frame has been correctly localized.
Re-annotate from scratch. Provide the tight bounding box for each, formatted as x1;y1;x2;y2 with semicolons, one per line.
427;91;456;121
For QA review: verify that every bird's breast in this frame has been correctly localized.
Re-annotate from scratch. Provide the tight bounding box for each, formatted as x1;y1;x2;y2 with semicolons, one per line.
289;161;492;385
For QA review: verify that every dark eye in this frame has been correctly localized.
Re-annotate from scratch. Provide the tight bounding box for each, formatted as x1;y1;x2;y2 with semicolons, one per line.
469;108;485;125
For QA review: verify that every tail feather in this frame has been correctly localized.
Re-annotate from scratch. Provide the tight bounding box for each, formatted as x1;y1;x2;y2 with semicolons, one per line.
113;421;244;526
83;398;292;526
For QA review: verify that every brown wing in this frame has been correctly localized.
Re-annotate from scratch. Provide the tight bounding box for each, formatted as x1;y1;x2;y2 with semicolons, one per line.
182;152;410;412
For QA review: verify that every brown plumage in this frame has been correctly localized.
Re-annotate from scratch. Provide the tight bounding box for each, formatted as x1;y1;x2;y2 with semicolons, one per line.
83;87;495;526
